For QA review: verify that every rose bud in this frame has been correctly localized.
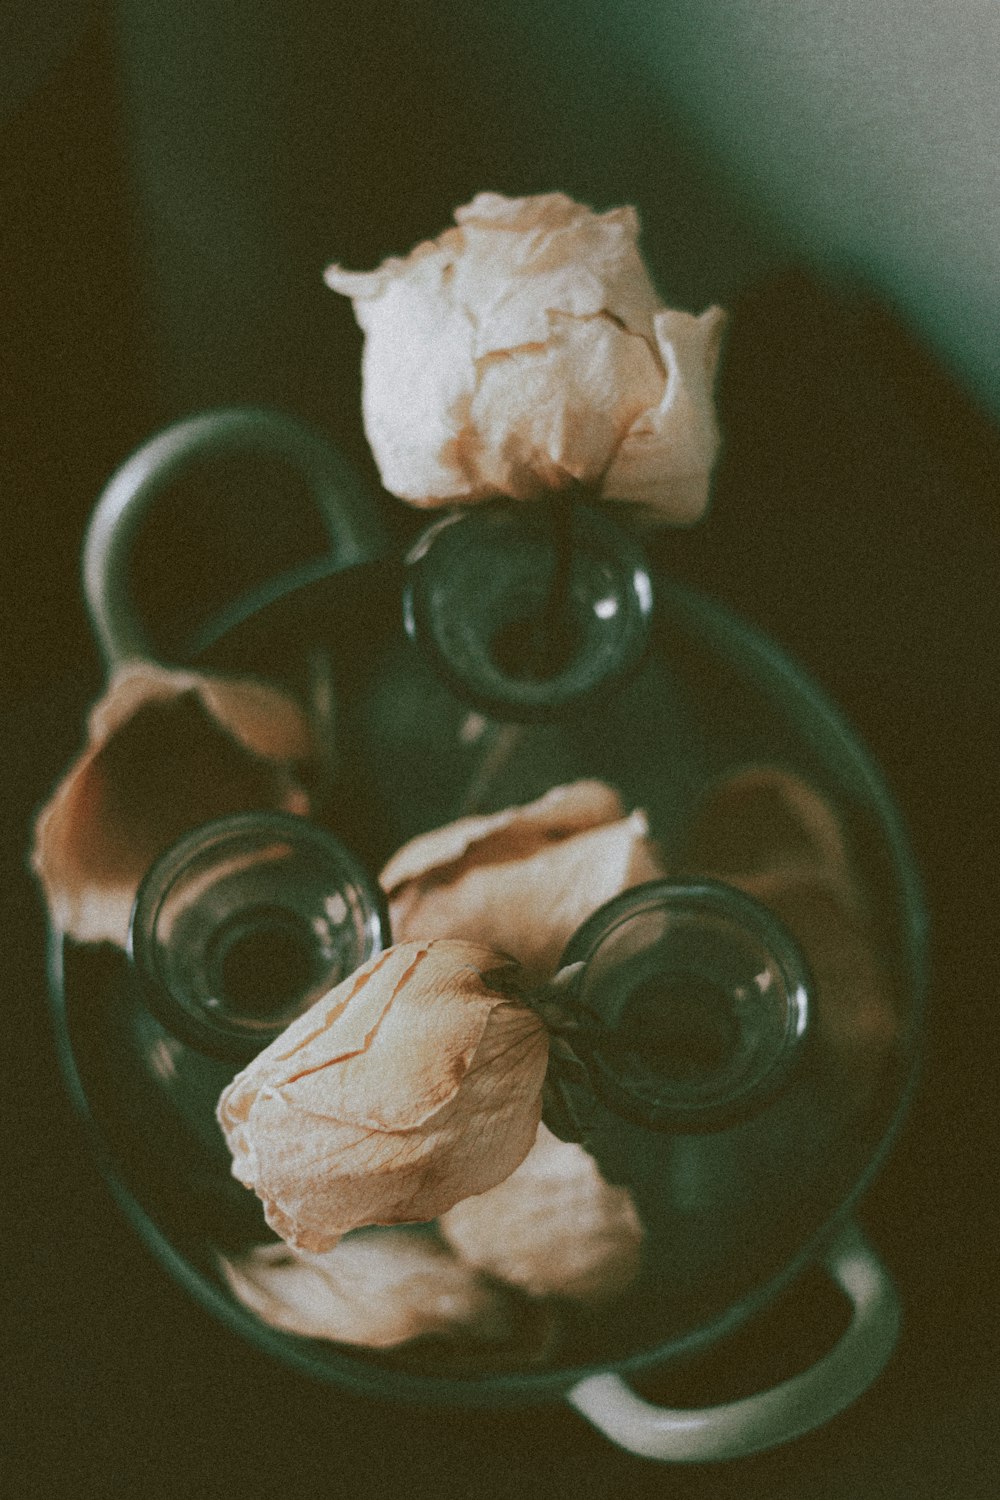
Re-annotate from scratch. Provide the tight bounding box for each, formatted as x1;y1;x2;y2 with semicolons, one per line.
326;191;725;523
31;661;314;947
217;939;549;1252
380;779;663;980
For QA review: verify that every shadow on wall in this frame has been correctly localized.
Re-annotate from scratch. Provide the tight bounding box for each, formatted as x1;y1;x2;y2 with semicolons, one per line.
506;0;1000;418
110;0;1000;423
111;0;781;426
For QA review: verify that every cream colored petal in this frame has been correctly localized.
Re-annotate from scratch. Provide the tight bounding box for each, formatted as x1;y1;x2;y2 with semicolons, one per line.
220;941;503;1134
455;312;664;499
328;242;478;505
436;995;550;1189
323;233;449;303
380;779;624;893
388;810;664;980
276;950;502;1132
217;939;549;1251
31;663;314;948
232;1098;434;1249
454;191;588;233
440;1124;643;1304
219;1229;513;1348
218;946;427;1139
602;306;727;523
327;192;723;511
453;194;663;351
231;1004;546;1251
226;1094;463;1249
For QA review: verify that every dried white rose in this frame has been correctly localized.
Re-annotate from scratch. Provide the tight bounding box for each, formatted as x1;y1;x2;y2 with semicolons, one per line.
326;191;725;522
440;1124;642;1305
219;1229;513;1349
31;662;314;947
217;939;549;1252
382;780;661;1305
380;779;664;980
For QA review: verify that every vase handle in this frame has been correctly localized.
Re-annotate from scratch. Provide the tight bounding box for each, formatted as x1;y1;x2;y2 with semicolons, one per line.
567;1218;900;1463
83;406;386;670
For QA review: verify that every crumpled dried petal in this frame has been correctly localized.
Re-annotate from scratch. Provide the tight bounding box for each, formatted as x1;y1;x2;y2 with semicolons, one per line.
678;765;862;918
680;767;899;1061
218;1229;514;1349
326;191;725;522
380;780;664;979
603;307;729;525
31;661;314;947
217;939;549;1252
440;1124;643;1304
462;310;663;499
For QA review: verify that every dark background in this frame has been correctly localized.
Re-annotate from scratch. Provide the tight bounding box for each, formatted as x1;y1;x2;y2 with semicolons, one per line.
3;7;999;1497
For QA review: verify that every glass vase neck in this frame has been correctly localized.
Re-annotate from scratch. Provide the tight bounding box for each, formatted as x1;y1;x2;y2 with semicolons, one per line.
402;499;654;721
559;879;812;1133
128;811;388;1064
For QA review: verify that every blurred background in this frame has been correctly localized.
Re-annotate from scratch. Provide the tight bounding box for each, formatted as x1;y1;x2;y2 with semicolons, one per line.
2;3;998;1497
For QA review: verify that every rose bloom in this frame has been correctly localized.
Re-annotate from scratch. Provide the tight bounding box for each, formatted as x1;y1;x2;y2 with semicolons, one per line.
383;780;660;1303
326;191;726;522
31;662;314;947
217;939;549;1252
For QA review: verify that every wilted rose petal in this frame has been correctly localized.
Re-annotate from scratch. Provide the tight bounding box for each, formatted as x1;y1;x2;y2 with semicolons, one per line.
679;766;861;917
31;662;314;947
440;1124;643;1304
463;311;663;499
604;308;729;525
219;1229;514;1348
381;780;664;979
217;939;549;1251
326;191;725;522
755;879;899;1060
680;768;899;1061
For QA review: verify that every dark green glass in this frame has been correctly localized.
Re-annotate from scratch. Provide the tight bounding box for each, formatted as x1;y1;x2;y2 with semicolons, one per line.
49;537;926;1407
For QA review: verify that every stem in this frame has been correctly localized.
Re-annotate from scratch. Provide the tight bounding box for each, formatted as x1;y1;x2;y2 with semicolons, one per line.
488;490;581;681
539;493;575;666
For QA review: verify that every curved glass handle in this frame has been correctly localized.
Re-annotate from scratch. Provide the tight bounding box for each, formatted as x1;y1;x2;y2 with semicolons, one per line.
567;1218;900;1463
83;406;386;670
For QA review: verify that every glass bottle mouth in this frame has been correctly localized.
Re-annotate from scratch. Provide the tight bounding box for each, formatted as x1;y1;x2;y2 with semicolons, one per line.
559;880;811;1132
128;812;388;1063
402;501;654;720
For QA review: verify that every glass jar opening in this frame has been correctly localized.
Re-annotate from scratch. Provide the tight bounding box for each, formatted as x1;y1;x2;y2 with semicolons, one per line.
402;502;654;720
561;880;811;1132
129;812;387;1062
